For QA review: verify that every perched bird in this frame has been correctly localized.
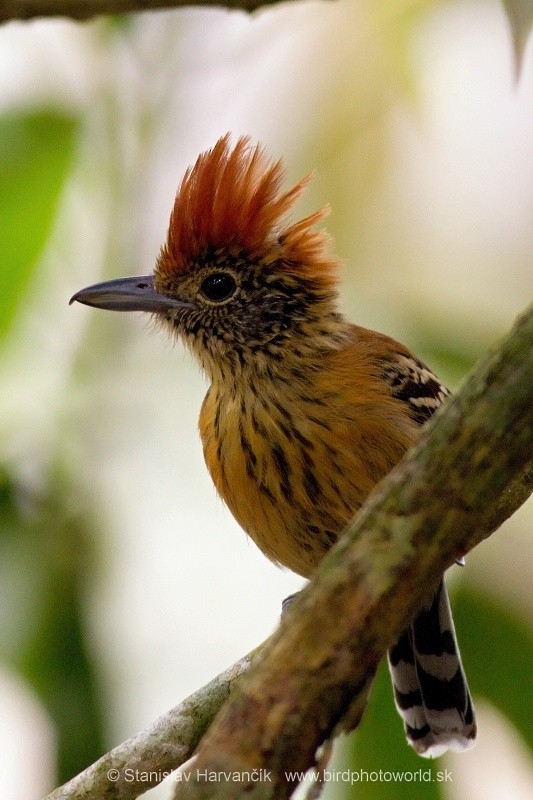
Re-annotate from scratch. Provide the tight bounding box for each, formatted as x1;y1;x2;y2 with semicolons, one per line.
71;135;476;756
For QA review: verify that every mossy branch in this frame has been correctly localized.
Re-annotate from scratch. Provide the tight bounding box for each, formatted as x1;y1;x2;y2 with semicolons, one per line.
44;303;533;800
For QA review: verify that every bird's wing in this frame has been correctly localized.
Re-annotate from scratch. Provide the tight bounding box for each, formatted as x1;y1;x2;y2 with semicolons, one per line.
379;351;450;425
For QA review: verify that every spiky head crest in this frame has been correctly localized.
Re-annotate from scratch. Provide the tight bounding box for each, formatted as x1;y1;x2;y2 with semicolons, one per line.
156;134;339;285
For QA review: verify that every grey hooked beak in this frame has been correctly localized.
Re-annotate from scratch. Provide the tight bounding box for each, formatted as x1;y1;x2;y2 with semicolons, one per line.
69;275;190;313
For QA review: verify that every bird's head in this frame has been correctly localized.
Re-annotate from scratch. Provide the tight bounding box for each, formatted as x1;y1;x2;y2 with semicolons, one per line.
71;135;345;379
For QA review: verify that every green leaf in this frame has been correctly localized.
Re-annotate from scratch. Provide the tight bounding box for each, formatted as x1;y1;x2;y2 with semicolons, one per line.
453;584;533;752
0;111;79;338
0;466;106;783
338;662;443;800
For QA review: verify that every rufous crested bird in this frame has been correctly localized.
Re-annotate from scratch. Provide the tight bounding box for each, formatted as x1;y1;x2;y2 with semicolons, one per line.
71;135;475;756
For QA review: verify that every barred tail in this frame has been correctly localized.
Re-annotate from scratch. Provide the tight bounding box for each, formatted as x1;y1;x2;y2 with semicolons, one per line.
387;578;476;757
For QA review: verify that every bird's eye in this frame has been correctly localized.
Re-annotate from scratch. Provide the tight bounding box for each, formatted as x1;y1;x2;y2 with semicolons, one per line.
199;272;237;303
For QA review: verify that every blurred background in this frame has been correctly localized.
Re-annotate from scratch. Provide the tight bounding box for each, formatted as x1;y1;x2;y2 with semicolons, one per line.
0;1;531;798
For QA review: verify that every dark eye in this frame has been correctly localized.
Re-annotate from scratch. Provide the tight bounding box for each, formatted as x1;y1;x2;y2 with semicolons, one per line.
199;272;237;303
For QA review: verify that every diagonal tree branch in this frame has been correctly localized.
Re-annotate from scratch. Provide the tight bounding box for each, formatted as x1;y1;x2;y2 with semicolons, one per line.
44;303;532;800
0;0;287;23
45;649;259;800
173;302;533;799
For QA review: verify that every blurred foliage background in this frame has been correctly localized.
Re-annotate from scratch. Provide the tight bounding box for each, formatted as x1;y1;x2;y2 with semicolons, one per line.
0;2;531;799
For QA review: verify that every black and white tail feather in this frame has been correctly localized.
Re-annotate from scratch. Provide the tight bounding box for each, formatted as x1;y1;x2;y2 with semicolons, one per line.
383;352;476;756
387;579;476;757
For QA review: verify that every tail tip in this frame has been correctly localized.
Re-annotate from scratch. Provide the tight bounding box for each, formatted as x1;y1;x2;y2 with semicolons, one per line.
408;724;477;758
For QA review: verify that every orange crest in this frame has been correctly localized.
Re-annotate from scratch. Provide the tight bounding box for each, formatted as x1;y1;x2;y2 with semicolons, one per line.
157;135;339;285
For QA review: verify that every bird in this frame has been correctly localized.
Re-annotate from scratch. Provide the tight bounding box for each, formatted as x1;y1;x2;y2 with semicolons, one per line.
70;134;476;757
